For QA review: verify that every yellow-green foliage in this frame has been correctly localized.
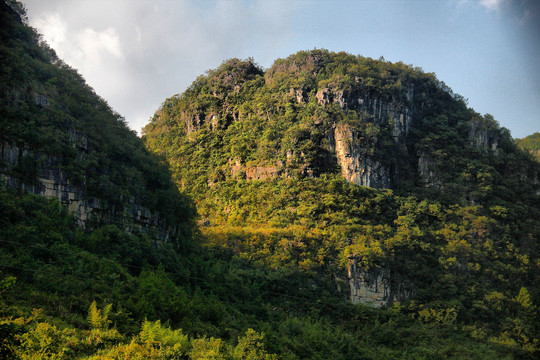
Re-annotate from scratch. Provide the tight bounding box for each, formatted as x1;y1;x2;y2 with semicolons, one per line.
5;303;275;359
89;320;190;359
140;319;189;351
189;329;276;360
17;322;70;359
190;337;230;360
516;132;540;162
515;287;534;310
417;306;458;325
1;177;538;358
232;329;278;360
87;301;112;330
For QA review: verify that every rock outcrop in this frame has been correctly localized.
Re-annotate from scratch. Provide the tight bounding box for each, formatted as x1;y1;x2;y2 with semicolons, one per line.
324;85;413;190
348;256;413;306
469;116;500;155
334;124;391;188
417;151;443;188
0;142;177;241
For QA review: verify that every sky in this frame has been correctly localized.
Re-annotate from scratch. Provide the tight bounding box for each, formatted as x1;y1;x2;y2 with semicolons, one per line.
22;0;540;138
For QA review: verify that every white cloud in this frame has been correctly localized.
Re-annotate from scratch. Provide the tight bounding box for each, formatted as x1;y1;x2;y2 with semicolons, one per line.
75;27;123;64
480;0;505;12
32;12;66;50
31;12;123;67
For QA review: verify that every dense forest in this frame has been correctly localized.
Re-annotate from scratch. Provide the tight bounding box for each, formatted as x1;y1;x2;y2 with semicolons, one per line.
1;0;539;359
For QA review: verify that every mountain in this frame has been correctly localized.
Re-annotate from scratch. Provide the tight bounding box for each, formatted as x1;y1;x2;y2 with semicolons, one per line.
143;51;540;353
517;133;540;162
1;0;539;358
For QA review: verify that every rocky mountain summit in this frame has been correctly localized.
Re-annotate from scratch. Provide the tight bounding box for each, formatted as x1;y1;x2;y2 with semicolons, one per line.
144;50;537;200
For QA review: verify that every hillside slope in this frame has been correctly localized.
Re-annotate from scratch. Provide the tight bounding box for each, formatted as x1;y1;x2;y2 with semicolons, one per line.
0;1;195;243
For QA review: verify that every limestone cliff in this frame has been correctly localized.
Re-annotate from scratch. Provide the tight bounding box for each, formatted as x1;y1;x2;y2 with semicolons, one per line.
468;115;501;155
143;49;540;308
150;50;522;194
142;50;540;301
333;124;391;188
0;140;180;241
347;256;414;307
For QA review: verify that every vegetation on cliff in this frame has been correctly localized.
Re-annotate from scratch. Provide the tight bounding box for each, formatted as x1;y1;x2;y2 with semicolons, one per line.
143;50;536;201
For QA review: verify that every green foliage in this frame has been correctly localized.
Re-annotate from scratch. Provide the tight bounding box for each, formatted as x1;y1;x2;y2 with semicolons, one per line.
88;301;112;330
516;132;540;162
17;322;68;359
190;337;230;360
232;329;277;360
0;275;16;297
140;319;189;348
515;287;534;310
0;276;22;360
1;188;526;359
417;306;458;325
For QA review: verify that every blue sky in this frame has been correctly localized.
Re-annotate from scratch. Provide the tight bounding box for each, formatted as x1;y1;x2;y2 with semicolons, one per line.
24;0;539;138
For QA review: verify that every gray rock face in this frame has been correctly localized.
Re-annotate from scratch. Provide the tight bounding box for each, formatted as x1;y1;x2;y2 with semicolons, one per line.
315;85;415;190
33;92;49;107
1;142;92;222
334;124;391;189
0;141;176;241
469;116;500;155
290;87;308;103
348;256;413;307
316;88;332;106
417;151;443;188
313;86;414;135
182;111;203;135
